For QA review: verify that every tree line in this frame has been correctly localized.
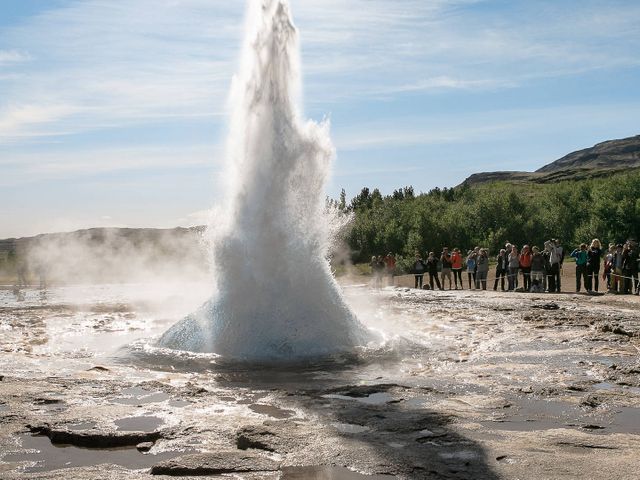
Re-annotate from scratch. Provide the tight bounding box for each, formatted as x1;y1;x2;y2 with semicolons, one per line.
336;170;640;266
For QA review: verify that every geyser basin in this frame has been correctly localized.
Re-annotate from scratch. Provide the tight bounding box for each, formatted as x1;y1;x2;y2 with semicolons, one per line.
157;0;374;360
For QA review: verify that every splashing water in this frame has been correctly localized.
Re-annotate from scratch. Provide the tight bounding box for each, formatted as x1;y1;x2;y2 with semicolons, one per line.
157;0;374;361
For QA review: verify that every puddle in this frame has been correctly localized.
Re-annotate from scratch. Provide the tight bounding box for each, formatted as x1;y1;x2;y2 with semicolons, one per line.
386;442;406;448
331;423;370;434
281;466;396;479
112;387;170;405
1;434;182;473
405;396;430;408
66;422;96;431
593;382;616;392
114;416;163;432
248;404;295;419
322;392;395;405
0;403;8;412
593;382;640;395
609;408;640;434
481;398;580;432
168;399;191;408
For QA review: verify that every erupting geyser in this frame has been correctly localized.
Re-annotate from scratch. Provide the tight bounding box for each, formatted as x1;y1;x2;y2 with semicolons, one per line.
158;0;374;360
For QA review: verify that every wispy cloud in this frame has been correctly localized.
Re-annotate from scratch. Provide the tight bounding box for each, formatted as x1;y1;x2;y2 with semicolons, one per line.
0;0;239;143
0;49;30;65
334;101;640;154
1;0;639;145
0;144;221;186
2;0;639;141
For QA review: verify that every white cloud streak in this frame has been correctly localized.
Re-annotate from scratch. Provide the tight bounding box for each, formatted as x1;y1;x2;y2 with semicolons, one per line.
0;144;221;186
1;0;639;143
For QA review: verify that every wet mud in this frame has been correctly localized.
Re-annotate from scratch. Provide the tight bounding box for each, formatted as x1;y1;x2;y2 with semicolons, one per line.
0;284;639;479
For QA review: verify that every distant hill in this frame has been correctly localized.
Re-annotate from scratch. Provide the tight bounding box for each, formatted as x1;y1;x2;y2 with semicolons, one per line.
462;135;640;186
0;226;204;256
0;226;208;284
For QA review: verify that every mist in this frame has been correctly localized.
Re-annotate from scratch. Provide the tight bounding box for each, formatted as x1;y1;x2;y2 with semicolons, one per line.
0;227;210;287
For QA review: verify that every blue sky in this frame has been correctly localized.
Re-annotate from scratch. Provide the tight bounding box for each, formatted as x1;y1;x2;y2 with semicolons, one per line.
1;0;639;238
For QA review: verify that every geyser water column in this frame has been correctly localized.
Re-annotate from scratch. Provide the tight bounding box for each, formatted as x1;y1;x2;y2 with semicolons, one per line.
158;0;374;360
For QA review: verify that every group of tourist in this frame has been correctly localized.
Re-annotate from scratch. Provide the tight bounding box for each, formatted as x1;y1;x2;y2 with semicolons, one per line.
369;253;397;289
373;238;640;295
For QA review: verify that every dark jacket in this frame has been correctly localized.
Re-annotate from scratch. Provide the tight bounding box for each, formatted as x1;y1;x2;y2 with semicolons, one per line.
622;250;636;272
531;252;545;272
587;247;602;271
495;254;508;273
426;257;439;275
628;248;639;273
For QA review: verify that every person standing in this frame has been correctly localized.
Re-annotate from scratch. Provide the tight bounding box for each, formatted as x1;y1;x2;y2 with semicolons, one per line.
507;245;519;291
610;244;624;293
622;242;636;294
604;243;615;291
370;256;383;289
440;247;453;290
586;239;603;292
545;240;562;293
475;249;489;290
466;250;477;289
493;249;508;291
519;245;533;291
530;246;546;292
426;252;443;290
554;239;565;291
384;252;396;286
626;241;639;294
570;244;589;292
637;250;640;295
412;254;426;289
451;248;464;289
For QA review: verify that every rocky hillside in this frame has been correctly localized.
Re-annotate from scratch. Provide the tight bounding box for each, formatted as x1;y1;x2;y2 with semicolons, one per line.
462;134;640;185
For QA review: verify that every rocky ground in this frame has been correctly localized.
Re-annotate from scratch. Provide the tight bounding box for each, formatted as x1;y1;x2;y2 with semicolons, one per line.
0;282;639;479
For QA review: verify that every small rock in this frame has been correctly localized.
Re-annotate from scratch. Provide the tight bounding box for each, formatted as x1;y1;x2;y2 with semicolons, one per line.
137;441;154;452
612;326;632;337
150;452;280;476
88;366;110;372
581;424;605;430
236;425;278;452
34;398;63;405
580;394;602;408
533;302;559;310
567;385;586;392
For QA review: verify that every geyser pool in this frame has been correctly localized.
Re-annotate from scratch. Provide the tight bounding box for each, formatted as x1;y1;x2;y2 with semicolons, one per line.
158;0;375;360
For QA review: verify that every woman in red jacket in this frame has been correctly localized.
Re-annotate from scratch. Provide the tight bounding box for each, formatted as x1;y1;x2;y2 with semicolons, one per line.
451;248;464;289
519;245;533;291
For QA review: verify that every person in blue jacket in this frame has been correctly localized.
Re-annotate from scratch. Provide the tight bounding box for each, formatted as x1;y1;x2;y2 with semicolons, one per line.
570;243;589;292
